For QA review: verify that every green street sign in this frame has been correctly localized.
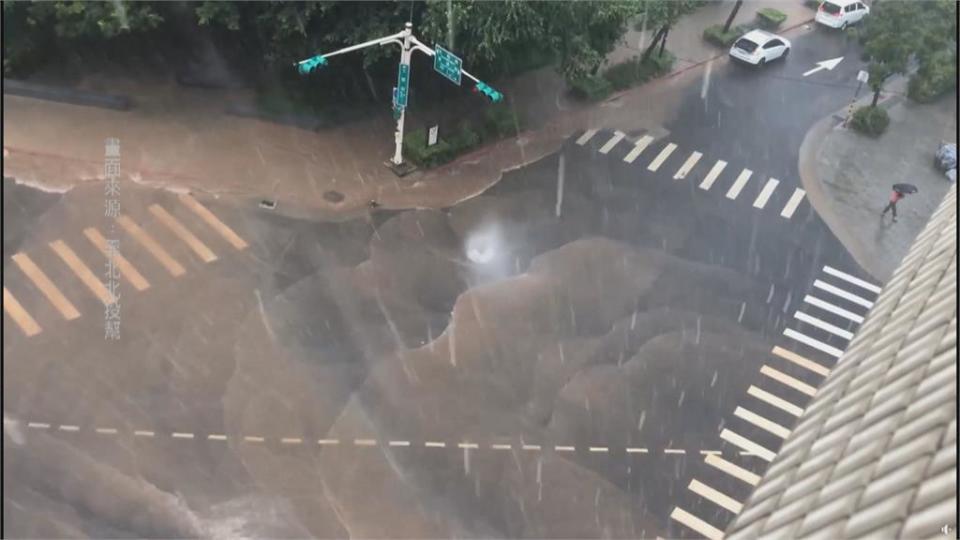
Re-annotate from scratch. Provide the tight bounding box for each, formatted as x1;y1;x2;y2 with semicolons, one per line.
433;44;462;86
395;64;410;108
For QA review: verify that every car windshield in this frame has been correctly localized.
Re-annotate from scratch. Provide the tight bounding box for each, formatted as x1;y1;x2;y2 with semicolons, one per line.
735;38;759;52
822;2;842;14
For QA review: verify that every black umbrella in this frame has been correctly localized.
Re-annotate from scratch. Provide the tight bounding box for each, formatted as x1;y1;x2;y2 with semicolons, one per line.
893;183;918;194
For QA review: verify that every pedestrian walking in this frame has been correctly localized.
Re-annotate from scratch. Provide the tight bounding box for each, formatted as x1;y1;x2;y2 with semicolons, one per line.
882;183;918;222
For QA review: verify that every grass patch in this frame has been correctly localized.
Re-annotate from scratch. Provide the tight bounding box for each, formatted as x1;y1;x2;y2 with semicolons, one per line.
403;103;520;168
755;8;787;30
703;24;749;48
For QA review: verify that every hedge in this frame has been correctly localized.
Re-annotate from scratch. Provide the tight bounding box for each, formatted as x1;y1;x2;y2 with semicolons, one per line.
402;104;520;168
908;51;957;103
704;24;749;48
569;75;614;102
603;51;676;91
849;105;889;137
756;8;787;30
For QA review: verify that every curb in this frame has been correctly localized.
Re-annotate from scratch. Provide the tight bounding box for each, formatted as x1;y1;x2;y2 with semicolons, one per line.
3;79;132;111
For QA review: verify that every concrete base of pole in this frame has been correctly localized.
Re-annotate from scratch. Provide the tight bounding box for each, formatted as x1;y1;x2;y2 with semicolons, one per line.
384;160;418;177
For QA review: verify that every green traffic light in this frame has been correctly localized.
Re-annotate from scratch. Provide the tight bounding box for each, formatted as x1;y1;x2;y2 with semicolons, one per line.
297;54;328;75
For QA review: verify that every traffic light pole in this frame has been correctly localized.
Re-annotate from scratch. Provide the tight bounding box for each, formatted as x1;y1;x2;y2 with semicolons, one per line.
296;22;499;173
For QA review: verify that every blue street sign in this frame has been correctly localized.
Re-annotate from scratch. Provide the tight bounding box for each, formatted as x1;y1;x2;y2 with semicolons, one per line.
433;44;462;86
395;64;410;108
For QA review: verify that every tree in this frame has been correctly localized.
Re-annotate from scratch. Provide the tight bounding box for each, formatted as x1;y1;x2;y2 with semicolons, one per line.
641;0;703;61
722;0;743;34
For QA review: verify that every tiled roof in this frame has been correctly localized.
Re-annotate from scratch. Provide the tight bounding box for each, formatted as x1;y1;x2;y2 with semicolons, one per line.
726;184;957;539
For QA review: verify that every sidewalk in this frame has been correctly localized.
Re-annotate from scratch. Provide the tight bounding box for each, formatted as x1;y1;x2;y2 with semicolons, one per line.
799;80;957;283
2;1;815;218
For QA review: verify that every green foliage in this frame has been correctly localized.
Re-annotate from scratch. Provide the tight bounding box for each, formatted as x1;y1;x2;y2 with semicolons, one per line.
755;8;787;30
703;24;747;48
569;75;613;102
850;105;890;137
404;129;454;168
633;0;706;31
908;50;958;103
483;103;519;139
804;0;821;9
403;107;519;169
602;51;675;91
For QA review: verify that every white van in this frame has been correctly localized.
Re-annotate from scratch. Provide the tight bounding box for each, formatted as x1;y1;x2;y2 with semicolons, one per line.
815;0;870;30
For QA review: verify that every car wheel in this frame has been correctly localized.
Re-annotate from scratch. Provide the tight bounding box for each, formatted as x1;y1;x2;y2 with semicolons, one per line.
759;57;767;66
841;21;849;30
782;48;790;59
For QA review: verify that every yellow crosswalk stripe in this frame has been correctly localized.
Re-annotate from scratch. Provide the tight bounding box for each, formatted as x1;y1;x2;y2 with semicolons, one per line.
117;215;186;277
178;194;248;250
49;240;115;305
11;253;81;320
149;205;217;263
3;287;42;336
83;228;150;291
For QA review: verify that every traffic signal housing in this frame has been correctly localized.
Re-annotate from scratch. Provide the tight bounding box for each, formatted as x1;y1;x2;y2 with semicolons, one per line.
474;81;503;103
297;54;328;75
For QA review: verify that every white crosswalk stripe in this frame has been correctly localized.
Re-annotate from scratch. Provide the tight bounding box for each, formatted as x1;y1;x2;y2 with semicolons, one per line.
699;160;727;190
821;265;881;294
753;178;780;208
670;507;724;540
747;385;804;417
734;406;791;438
647;143;677;172
704;453;761;486
623;135;654;163
761;365;817;396
598;131;626;154
672;151;703;180
813;279;875;309
794;311;854;340
688;479;744;514
771;346;831;377
803;295;865;324
725;168;753;199
719;429;777;462
780;188;806;218
783;328;844;358
576;129;599;145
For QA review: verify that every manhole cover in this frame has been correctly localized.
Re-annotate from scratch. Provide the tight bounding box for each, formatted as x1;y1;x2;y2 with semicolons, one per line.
323;190;345;203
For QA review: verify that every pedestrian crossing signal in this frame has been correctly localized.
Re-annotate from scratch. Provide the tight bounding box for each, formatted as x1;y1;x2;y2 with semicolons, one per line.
474;82;503;103
296;55;328;75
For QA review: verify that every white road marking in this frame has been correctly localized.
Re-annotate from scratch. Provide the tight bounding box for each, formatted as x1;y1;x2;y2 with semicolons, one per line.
689;479;744;514
589;446;609;453
672;151;703;180
761;365;817;396
317;439;339;445
780;188;807;218
95;427;118;434
699;160;727;190
719;429;777;462
354;439;377;446
281;437;303;444
388;440;411;447
700;450;723;455
794;311;854;340
803;295;865;324
208;434;227;441
522;444;542;451
425;441;446;448
822;265;881;294
458;442;479;449
576;128;599;145
598;131;626;154
134;430;155;437
664;449;686;454
670;507;724;540
554;445;576;452
647;143;677;172
747;385;805;417
626;447;649;454
27;422;51;429
172;432;195;439
623;135;654;163
725;168;753;199
734;406;792;439
783;328;844;358
58;425;79;432
752;178;780;208
244;436;265;443
492;444;513;450
813;279;874;309
771;346;831;377
705;453;761;486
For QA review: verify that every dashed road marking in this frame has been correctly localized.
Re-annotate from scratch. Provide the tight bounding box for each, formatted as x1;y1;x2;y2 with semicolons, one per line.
822;265;881;294
689;479;744;514
149;204;218;263
492;443;513;450
780;188;806;218
761;365;817;396
134;430;155;437
752;178;780;209
700;450;722;455
623;135;655;163
783;327;844;358
389;440;411;447
58;424;80;432
664;448;686;454
598;131;626;154
626;447;649;454
670;507;724;540
354;439;377;446
522;444;542;451
117;215;186;277
575;128;599;145
554;445;576;452
11;253;81;320
27;422;50;429
647;143;677;172
96;427;118;434
725;168;753;200
84;227;150;291
733;406;791;439
281;437;303;444
813;279;875;309
747;385;805;417
178;194;248;250
317;439;339;445
458;442;479;449
803;295;865;324
719;429;776;462
208;434;227;441
425;441;446;448
244;436;265;443
49;239;116;305
704;453;761;486
699;160;727;190
672;151;703;180
771;345;831;377
794;311;854;340
172;432;195;439
589;446;609;453
3;287;42;337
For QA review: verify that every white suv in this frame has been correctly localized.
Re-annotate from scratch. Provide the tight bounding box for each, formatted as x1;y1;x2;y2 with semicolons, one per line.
815;0;870;30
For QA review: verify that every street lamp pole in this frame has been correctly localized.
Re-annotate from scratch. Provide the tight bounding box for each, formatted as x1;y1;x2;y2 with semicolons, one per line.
392;23;414;166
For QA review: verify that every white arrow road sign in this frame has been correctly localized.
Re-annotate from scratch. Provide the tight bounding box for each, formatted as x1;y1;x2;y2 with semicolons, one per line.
803;56;844;77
